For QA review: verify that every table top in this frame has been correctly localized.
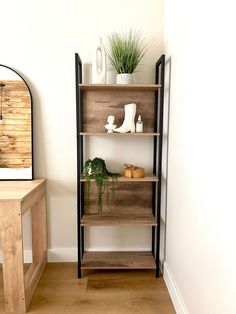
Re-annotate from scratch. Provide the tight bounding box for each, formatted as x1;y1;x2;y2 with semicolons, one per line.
0;179;46;201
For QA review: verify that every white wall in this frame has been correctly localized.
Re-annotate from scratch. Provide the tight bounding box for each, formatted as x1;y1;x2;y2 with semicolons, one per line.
0;0;164;259
164;0;236;313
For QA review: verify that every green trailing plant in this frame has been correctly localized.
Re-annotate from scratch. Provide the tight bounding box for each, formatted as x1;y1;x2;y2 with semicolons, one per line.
81;157;120;214
106;29;149;74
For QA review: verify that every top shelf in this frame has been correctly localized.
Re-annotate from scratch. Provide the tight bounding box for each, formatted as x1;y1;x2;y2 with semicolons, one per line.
79;84;161;91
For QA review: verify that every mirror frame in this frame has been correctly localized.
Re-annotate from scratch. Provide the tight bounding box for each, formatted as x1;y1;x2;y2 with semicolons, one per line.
0;64;34;181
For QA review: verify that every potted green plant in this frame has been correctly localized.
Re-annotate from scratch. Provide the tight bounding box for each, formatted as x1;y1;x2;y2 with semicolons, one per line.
106;29;149;84
81;157;120;214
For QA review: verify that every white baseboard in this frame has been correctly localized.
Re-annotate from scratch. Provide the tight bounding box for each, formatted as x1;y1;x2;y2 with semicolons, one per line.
0;248;77;263
0;247;150;263
163;262;189;314
48;248;77;262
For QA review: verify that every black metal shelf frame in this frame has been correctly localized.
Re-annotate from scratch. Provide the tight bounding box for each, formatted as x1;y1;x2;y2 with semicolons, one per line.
75;53;165;278
153;55;165;277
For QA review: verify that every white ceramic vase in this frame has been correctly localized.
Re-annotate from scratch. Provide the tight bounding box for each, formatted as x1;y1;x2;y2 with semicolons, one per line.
116;73;134;84
92;38;106;84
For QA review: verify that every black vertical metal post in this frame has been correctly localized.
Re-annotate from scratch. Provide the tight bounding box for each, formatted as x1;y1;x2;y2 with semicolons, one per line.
152;75;158;256
155;55;165;277
75;53;83;278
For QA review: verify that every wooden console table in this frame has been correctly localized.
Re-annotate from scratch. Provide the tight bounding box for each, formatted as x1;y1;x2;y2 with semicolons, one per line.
0;179;47;313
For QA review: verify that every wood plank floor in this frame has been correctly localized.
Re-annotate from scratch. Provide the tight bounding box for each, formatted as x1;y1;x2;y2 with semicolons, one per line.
0;263;176;314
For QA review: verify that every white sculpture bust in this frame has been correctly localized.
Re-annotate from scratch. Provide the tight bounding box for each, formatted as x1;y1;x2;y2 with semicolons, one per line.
105;115;116;133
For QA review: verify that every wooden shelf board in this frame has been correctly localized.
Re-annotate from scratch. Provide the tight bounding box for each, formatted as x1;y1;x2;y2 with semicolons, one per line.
81;212;157;226
81;251;156;269
80;132;160;136
0;179;46;201
79;84;161;91
81;174;158;182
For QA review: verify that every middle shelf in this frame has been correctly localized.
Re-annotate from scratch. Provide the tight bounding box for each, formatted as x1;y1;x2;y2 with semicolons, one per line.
80;173;158;182
80;177;157;226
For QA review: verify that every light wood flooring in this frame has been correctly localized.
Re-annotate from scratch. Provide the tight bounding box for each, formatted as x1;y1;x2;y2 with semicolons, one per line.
0;263;175;314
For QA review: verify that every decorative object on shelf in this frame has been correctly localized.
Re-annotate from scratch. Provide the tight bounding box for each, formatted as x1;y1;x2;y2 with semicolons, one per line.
124;163;145;178
83;63;92;84
105;115;116;133
0;82;5;124
136;115;143;133
0;65;33;180
92;37;106;84
106;29;149;84
116;73;133;84
81;157;120;214
114;103;136;133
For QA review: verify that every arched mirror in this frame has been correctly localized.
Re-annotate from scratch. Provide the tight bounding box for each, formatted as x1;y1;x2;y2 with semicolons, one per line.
0;65;33;180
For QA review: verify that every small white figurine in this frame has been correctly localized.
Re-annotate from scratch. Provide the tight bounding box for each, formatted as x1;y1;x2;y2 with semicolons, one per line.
105;115;116;133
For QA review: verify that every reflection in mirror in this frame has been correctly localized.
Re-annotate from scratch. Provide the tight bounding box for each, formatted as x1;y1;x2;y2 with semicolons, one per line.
0;65;33;180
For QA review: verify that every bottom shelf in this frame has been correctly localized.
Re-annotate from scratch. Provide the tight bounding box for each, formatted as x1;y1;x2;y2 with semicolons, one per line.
81;251;156;270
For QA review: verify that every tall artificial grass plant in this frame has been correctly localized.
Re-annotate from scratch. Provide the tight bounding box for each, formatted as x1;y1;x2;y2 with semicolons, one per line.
106;30;149;74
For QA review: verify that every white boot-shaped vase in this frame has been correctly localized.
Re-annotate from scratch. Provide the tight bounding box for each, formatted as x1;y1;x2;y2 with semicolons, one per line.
114;103;137;133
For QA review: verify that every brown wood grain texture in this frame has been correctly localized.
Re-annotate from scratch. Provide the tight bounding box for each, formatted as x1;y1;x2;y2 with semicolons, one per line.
21;182;46;214
0;140;31;148
0;201;26;313
24;252;47;310
81;173;158;182
0;179;47;313
0;80;31;168
0;263;176;314
82;88;156;133
81;251;156;269
81;212;157;226
83;181;152;215
31;196;47;263
0;179;46;200
80;83;161;91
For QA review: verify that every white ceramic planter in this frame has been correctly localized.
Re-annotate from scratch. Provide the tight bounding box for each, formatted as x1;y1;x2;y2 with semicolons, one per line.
116;73;134;84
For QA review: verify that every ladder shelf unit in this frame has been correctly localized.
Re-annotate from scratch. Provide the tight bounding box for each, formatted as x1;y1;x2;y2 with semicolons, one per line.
75;53;165;278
